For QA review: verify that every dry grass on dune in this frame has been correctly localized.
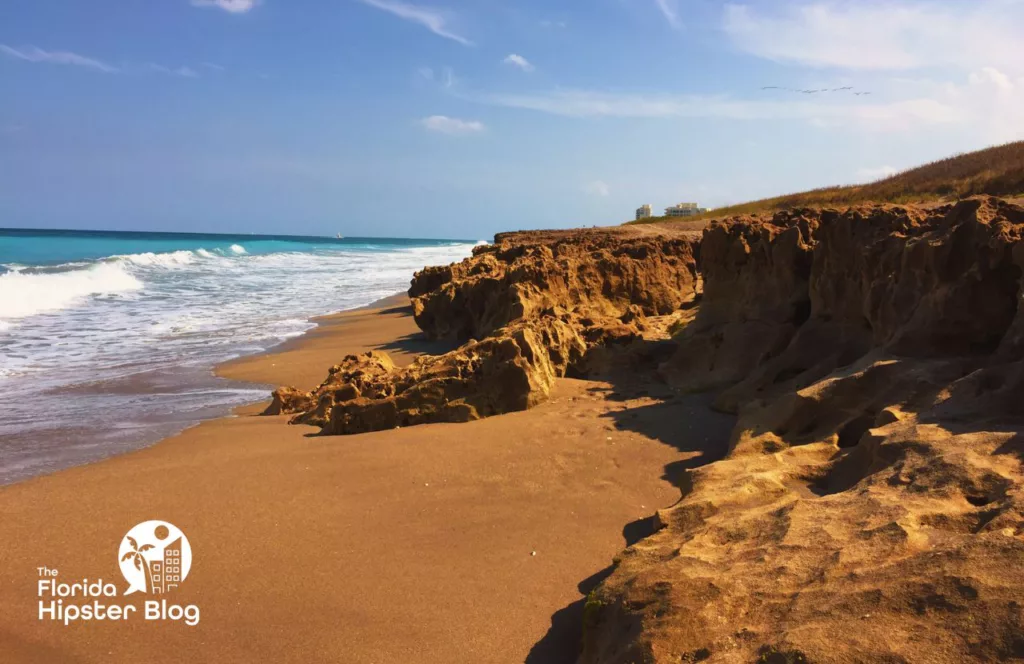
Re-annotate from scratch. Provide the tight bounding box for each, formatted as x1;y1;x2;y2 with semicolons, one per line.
629;139;1024;225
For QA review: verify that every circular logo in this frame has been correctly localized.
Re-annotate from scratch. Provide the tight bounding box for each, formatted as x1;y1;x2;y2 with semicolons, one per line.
118;520;192;596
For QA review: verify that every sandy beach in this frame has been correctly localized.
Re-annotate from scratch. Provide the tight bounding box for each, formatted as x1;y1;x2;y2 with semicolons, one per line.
0;294;732;663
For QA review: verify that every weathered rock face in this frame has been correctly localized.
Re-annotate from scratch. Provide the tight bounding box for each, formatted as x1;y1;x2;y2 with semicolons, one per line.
410;231;699;342
265;229;699;435
660;212;817;392
582;197;1024;664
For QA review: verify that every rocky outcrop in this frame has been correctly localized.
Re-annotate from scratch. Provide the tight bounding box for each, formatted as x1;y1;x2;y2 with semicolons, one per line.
263;196;1024;661
265;230;699;435
410;231;699;342
582;198;1024;663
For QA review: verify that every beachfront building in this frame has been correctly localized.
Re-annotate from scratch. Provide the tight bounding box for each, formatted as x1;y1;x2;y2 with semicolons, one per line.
664;202;707;218
635;204;653;221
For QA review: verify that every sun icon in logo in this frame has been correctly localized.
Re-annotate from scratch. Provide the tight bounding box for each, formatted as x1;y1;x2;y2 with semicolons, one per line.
118;521;192;596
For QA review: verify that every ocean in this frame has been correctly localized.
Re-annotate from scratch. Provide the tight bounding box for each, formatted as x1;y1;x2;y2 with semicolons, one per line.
0;228;478;485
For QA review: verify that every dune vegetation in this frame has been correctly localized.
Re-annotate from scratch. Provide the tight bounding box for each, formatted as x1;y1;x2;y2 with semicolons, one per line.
629;140;1024;224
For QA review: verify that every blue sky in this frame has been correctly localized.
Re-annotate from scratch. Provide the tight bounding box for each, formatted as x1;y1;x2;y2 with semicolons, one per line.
1;0;1023;240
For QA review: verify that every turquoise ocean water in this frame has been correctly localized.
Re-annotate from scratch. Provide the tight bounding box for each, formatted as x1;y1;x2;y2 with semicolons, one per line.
0;228;478;484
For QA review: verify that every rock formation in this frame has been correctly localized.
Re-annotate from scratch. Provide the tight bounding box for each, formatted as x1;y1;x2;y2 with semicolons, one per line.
264;196;1024;662
410;231;699;342
581;197;1024;663
265;230;699;435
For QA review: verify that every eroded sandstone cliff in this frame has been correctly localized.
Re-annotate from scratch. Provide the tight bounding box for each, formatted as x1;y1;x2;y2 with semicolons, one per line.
265;230;699;433
263;197;1024;662
582;197;1024;663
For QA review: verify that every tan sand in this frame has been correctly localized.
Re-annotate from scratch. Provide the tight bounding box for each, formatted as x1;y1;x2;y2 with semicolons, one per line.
0;296;724;663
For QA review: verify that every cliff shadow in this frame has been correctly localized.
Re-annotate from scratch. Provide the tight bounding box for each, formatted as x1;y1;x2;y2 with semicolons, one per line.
374;305;462;358
377;333;461;358
522;389;734;663
594;389;736;489
524;565;614;664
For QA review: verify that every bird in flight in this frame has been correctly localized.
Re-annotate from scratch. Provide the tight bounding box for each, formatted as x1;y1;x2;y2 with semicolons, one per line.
760;85;871;97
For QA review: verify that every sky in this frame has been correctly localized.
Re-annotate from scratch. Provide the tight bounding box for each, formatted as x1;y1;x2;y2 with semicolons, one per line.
1;0;1024;240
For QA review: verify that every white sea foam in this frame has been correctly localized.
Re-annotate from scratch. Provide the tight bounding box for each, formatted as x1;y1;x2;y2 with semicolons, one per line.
230;244;247;254
0;262;143;320
0;239;477;484
109;250;196;268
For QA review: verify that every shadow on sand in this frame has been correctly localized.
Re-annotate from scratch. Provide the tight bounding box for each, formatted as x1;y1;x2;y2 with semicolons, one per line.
524;566;615;664
524;376;736;662
374;305;462;358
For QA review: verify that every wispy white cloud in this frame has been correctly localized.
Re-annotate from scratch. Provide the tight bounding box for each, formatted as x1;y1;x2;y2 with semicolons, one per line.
503;54;534;72
202;62;226;72
540;19;567;29
356;0;472;46
465;66;1024;140
655;0;682;29
144;63;200;77
419;115;484;134
471;88;961;130
723;2;1024;71
583;180;611;197
0;44;117;72
190;0;258;13
0;44;205;79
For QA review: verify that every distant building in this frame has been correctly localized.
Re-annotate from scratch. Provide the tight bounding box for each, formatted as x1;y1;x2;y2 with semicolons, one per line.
664;202;707;218
635;204;653;221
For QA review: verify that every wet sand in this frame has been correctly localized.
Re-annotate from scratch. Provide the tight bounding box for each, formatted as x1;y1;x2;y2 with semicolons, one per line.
0;295;730;663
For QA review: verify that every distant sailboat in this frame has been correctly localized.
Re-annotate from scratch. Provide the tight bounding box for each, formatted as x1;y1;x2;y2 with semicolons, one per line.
336;233;344;239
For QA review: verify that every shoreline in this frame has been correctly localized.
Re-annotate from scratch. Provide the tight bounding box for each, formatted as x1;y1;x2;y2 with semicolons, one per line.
0;291;420;488
214;291;454;390
0;288;712;663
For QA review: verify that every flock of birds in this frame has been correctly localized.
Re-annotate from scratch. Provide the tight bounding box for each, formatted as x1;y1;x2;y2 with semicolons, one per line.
761;86;872;96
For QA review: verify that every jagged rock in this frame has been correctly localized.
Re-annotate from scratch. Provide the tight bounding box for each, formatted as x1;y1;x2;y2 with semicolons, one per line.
659;212;816;393
266;228;699;435
262;387;313;416
313;316;588;435
582;197;1024;664
410;231;699;342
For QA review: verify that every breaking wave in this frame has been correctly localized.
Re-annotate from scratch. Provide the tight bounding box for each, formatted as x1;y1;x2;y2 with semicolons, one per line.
0;262;143;320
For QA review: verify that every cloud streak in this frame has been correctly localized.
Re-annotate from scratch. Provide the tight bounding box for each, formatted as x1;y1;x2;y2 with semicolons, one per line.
1;45;205;80
0;45;117;72
461;66;1024;141
472;88;958;127
144;63;200;77
356;0;472;46
723;2;1024;71
503;54;534;72
655;0;682;29
190;0;258;13
419;115;484;134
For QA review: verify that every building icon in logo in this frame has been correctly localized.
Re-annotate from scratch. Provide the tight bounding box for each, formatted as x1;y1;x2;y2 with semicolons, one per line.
150;536;183;594
118;521;192;596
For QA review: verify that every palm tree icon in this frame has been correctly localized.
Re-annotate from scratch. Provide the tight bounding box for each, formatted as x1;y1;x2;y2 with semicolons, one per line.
121;536;155;593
